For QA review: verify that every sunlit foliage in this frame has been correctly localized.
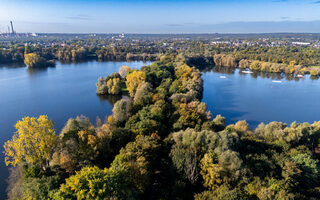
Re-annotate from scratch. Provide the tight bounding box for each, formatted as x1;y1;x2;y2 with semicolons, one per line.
125;70;146;97
4;115;58;168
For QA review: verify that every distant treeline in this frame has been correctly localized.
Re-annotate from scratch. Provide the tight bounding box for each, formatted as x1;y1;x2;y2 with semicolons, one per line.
0;44;160;67
1;41;320;75
184;54;320;77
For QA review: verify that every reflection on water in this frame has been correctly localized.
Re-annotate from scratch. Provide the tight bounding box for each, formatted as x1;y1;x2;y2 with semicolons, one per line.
0;63;25;68
202;67;320;129
310;76;319;80
97;94;126;105
203;66;316;81
27;67;49;75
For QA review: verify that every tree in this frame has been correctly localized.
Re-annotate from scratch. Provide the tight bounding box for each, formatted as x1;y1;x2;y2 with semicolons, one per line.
112;99;132;125
110;135;161;195
4;115;58;169
170;129;214;184
96;73;123;95
119;65;131;77
126;70;146;97
194;186;241;200
24;53;46;68
200;153;223;190
249;61;261;71
291;153;320;188
134;82;153;106
239;59;249;69
212;115;226;131
96;77;108;95
54;166;138;200
234;120;250;133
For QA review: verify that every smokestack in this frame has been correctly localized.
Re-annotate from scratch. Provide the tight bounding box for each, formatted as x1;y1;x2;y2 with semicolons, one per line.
10;21;15;34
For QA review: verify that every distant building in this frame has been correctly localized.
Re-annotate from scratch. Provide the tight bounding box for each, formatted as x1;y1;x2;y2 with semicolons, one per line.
292;42;310;46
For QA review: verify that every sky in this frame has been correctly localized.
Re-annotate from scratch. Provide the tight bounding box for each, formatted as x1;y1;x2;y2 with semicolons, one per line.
0;0;320;33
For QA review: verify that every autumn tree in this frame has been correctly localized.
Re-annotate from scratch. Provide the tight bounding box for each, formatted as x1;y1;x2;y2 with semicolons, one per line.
96;73;123;95
24;53;46;68
125;70;146;97
200;152;224;190
4;115;58;169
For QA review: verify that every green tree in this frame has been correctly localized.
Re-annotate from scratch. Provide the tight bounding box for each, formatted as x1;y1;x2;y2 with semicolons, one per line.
111;99;132;125
54;166;138;200
134;82;153;106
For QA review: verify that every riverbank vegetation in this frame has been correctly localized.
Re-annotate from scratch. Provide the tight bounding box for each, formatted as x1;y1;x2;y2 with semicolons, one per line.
4;54;320;200
1;35;320;77
24;53;55;68
211;54;320;76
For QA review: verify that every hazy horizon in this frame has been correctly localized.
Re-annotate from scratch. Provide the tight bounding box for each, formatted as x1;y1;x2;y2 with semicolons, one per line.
1;0;320;34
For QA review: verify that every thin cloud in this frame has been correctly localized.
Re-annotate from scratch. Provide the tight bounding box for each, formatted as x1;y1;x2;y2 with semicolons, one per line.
166;24;184;27
66;14;94;21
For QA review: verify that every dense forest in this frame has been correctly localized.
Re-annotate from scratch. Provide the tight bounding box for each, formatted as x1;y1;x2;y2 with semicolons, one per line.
4;54;320;199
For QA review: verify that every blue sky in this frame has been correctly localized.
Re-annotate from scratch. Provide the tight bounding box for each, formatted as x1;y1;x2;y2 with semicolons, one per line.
0;0;320;33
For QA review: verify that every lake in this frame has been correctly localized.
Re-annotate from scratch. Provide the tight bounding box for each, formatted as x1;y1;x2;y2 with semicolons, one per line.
0;61;151;199
202;67;320;128
1;61;320;198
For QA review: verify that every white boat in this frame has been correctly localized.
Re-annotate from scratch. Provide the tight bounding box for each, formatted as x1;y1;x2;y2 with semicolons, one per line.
296;74;304;78
219;76;227;79
272;80;282;83
242;70;253;74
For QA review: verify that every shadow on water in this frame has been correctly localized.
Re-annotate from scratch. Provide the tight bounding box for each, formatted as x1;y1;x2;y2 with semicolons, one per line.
310;75;319;80
0;63;25;68
27;67;50;75
201;66;235;74
97;94;127;106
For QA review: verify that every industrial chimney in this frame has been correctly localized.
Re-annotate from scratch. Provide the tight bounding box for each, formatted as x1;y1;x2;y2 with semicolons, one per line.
10;21;15;34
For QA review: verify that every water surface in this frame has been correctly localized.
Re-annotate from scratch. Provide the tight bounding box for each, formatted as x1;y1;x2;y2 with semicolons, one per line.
0;61;151;199
202;68;320;128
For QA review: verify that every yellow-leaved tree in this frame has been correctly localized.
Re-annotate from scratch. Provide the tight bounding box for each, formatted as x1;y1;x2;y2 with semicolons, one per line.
119;65;131;77
24;53;44;68
200;153;224;191
3;115;58;169
125;70;146;97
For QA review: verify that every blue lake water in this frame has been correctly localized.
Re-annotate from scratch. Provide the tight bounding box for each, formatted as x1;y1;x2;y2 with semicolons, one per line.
202;68;320;128
1;62;320;198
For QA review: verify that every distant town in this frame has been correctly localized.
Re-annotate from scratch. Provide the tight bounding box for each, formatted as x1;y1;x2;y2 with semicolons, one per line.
1;21;320;50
